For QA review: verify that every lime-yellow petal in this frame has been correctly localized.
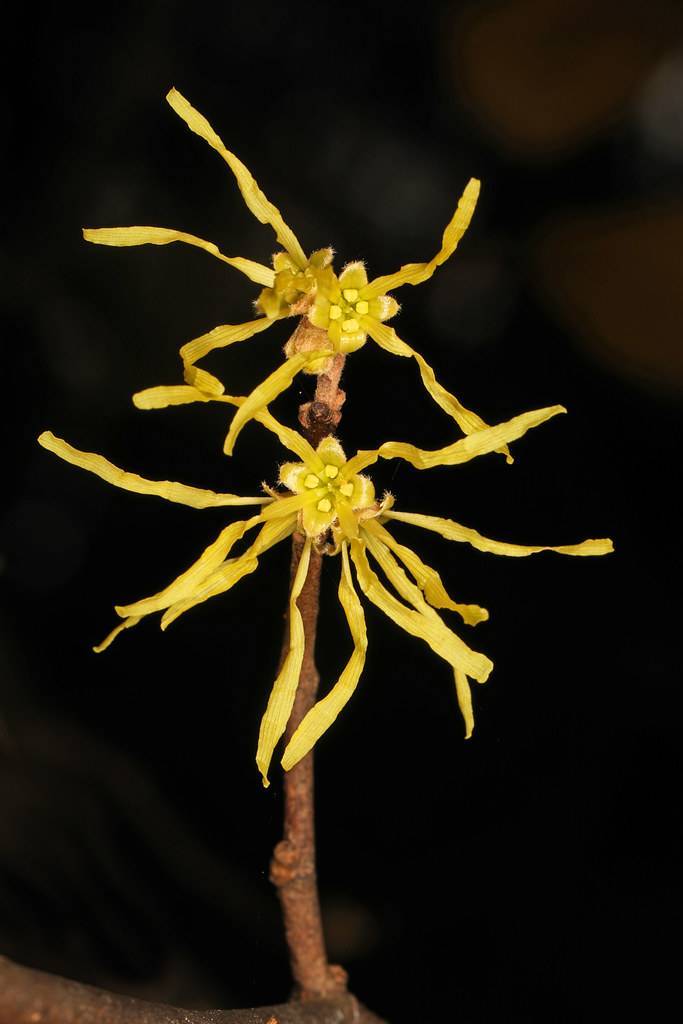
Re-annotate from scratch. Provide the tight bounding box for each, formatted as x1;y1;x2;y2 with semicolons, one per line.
334;497;360;539
82;226;275;287
342;405;566;476
180;316;277;367
133;385;210;409
362;317;512;462
454;667;475;740
160;515;296;630
223;351;332;455
37;431;269;508
385;510;614;558
364;520;488;626
260;490;321;522
93;616;142;653
166;88;307;268
256;538;312;786
361;178;480;298
184;365;225;394
282;543;367;770
351;538;493;684
115;515;262;619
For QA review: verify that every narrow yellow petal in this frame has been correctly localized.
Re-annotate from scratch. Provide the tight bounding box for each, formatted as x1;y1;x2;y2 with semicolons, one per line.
160;515;296;630
37;431;270;508
385;510;614;558
335;498;360;539
133;385;209;409
364;520;488;625
351;539;493;683
282;543;367;770
454;667;475;739
166;88;307;268
342;405;566;477
160;552;260;630
362;178;480;298
93;616;141;653
362;318;512;463
259;490;321;521
115;515;262;618
180;316;277;367
82;226;275;286
256;409;323;468
132;379;324;470
184;365;225;394
222;351;332;455
256;538;312;786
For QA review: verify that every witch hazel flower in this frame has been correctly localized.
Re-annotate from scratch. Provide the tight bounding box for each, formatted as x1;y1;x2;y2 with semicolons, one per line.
83;90;503;457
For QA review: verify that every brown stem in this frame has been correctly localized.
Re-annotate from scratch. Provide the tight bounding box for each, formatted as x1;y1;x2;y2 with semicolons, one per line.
0;956;387;1024
270;327;347;1000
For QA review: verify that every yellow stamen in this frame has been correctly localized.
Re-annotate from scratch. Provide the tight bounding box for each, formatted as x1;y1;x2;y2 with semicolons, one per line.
342;318;359;333
324;464;339;479
355;300;369;315
304;474;320;489
317;498;332;512
343;288;359;302
329;305;342;321
339;482;354;497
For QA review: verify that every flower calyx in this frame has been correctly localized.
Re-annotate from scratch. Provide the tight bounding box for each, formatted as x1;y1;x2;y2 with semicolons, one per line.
309;261;399;354
278;435;387;546
257;247;334;319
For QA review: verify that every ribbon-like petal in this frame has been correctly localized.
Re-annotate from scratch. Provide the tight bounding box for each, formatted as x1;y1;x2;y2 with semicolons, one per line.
222;351;332;455
256;538;312;786
115;515;262;619
385;510;615;557
454;667;475;740
160;515;296;630
37;432;269;508
167;89;308;268
282;543;367;769
82;226;275;286
364;520;488;625
351;539;492;684
341;405;566;477
361;178;480;298
180;316;278;367
93;616;142;653
362;318;512;462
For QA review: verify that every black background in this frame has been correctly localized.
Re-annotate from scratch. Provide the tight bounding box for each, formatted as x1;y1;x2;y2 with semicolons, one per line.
2;2;681;1021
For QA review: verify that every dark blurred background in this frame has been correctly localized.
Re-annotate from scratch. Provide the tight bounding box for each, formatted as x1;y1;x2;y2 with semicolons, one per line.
2;1;682;1021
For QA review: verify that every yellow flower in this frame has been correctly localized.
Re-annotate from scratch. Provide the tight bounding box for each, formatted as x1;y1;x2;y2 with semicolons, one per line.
301;183;509;455
83;88;335;454
81;89;503;460
44;373;611;785
268;432;612;780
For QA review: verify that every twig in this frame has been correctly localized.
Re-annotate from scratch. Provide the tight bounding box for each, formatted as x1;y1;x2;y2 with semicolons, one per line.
270;328;348;999
0;956;387;1024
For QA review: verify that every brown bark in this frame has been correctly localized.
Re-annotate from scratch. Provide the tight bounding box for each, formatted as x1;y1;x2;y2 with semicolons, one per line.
0;956;387;1024
269;346;348;1000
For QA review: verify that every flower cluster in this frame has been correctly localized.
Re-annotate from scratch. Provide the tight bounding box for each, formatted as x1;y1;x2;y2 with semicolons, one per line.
84;89;506;458
40;90;613;786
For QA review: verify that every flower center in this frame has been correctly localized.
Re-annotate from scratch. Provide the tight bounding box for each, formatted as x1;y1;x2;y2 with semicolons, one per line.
328;289;369;330
311;465;357;508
